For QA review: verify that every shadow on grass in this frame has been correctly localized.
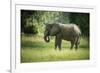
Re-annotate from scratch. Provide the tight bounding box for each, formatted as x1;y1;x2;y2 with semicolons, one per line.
79;45;89;49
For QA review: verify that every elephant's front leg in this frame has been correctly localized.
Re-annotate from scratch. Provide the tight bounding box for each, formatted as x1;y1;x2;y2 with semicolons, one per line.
55;36;62;50
70;41;74;50
56;35;62;50
75;37;80;50
55;36;57;50
58;39;62;50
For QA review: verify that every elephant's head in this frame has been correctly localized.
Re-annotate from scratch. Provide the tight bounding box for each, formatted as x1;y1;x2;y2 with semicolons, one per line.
44;23;61;42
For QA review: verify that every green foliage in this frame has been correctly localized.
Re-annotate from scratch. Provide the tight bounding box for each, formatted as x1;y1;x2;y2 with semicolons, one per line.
21;10;70;34
21;10;38;34
21;34;89;63
24;24;38;34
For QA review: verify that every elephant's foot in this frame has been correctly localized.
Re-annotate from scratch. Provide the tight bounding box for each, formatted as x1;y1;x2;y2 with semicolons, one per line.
75;43;78;51
70;48;73;50
58;48;61;51
75;47;78;51
55;48;57;50
70;46;73;50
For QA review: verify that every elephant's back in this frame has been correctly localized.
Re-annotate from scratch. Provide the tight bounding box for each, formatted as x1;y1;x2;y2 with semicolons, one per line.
60;24;81;41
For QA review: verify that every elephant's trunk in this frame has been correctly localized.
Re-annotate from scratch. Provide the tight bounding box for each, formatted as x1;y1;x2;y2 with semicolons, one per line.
44;35;50;42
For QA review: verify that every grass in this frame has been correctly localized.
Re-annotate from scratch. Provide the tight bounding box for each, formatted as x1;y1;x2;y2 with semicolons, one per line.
21;34;90;63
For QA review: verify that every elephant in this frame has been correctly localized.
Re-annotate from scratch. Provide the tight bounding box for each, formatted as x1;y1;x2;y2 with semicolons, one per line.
44;23;81;50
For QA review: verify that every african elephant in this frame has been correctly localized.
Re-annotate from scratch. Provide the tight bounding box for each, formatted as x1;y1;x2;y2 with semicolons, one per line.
44;23;81;50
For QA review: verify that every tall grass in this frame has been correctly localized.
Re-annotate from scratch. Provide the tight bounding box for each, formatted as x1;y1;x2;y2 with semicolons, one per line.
21;34;89;63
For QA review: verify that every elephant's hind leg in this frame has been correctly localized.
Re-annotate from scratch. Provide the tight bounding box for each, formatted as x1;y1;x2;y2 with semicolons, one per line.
75;43;78;50
75;37;79;50
70;41;74;50
58;39;62;50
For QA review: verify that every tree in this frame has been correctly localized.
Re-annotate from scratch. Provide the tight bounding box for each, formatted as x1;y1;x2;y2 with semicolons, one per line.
21;10;38;34
69;13;90;37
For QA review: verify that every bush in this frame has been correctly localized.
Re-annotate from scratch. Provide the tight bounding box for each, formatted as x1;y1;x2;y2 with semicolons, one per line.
24;25;38;34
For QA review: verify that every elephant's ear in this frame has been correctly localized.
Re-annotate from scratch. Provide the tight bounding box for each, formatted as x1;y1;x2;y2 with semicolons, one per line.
50;23;61;36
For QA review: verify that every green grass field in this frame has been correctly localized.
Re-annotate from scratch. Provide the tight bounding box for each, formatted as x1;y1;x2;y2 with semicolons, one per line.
21;34;90;63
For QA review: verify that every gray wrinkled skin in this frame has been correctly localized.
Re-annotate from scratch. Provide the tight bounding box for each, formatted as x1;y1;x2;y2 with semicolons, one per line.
44;23;81;50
